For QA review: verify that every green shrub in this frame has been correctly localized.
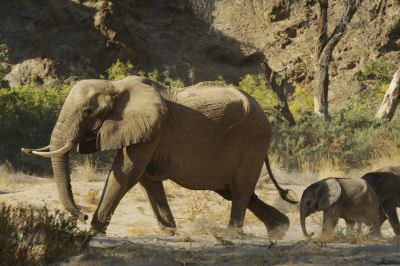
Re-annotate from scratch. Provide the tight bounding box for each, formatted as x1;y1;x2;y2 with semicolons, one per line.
237;73;399;172
165;78;184;88
238;74;314;121
355;58;396;82
105;59;134;80
0;86;70;172
0;43;9;87
289;85;314;120
0;204;89;265
270;109;400;172
239;73;278;111
147;69;160;82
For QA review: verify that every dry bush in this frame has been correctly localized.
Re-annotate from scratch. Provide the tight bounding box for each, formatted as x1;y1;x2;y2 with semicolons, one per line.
0;160;14;188
72;155;103;182
0;203;89;265
364;148;400;174
83;190;100;206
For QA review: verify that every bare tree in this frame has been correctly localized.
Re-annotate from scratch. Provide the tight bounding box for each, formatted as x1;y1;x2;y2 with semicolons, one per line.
314;0;363;119
262;60;296;126
376;65;400;120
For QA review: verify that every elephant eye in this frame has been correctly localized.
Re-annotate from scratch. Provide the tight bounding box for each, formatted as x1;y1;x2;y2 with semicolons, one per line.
83;107;92;116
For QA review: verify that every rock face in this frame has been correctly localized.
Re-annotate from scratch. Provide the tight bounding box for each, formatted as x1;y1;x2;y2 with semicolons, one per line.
1;0;399;100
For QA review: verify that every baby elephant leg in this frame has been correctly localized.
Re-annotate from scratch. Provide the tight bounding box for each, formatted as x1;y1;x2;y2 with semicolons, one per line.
367;207;384;237
322;210;339;237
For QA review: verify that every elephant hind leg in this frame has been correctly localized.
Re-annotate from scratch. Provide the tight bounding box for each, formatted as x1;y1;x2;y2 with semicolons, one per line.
214;190;289;238
247;194;289;238
140;175;176;231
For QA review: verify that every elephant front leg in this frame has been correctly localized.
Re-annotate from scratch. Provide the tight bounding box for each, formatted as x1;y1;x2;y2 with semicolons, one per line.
322;210;338;239
91;144;155;234
140;175;176;233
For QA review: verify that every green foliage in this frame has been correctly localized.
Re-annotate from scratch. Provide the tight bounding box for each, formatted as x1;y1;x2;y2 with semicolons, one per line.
289;85;314;120
147;69;160;82
0;44;8;61
0;86;70;172
239;73;278;111
238;74;314;121
0;43;9;87
106;59;134;80
355;58;396;82
166;78;184;88
271;109;400;171
345;82;388;115
0;203;89;265
239;73;399;172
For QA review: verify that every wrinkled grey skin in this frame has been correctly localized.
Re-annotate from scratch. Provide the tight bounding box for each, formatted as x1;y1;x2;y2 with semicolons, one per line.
300;177;382;237
22;76;296;237
361;171;400;235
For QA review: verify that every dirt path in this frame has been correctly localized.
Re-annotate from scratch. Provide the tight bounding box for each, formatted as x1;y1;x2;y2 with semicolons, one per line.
1;170;400;265
66;236;400;265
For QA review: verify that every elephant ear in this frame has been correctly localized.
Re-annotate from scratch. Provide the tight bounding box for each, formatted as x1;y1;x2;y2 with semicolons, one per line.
316;178;342;210
97;80;168;151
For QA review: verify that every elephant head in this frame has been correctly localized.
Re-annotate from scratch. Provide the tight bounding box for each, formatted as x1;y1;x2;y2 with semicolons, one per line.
300;178;342;237
22;76;168;221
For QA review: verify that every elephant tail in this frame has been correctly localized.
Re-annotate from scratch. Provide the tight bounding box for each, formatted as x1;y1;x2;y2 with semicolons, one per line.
265;156;298;204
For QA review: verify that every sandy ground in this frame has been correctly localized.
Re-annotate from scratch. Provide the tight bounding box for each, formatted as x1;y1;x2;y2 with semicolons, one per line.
1;168;400;265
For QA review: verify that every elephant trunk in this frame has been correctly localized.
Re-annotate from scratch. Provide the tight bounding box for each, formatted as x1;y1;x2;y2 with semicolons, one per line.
50;119;88;222
300;200;313;237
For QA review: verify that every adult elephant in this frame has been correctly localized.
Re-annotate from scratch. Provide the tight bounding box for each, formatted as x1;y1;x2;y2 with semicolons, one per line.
22;76;296;237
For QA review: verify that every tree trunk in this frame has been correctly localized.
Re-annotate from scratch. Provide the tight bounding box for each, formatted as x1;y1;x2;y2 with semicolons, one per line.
376;66;400;120
262;60;296;127
314;0;363;120
314;0;328;118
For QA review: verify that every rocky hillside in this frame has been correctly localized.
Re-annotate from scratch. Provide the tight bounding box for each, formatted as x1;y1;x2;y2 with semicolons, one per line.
1;0;400;101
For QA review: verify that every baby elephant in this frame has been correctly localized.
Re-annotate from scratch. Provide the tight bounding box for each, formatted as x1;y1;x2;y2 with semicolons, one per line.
361;171;400;235
300;177;381;237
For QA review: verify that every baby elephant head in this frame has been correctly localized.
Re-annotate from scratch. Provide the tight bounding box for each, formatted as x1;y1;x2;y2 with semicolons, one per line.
300;178;342;237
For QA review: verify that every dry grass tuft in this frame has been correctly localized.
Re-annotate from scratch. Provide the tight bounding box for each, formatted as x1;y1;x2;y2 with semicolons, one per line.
0;203;89;265
72;155;104;182
299;157;346;179
364;149;400;174
83;189;100;207
0;160;14;188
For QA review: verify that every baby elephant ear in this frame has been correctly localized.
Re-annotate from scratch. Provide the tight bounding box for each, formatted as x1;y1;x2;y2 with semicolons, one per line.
317;178;342;210
97;80;168;151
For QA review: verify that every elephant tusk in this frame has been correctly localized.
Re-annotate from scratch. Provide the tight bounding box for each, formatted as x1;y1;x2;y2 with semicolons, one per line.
21;145;50;155
31;142;73;158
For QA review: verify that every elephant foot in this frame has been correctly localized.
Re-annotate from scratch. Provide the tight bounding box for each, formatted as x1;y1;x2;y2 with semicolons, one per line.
268;223;289;240
160;225;177;236
90;221;108;236
266;213;290;240
89;227;107;237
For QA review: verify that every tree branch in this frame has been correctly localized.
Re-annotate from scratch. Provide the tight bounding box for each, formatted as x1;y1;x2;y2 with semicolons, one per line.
262;60;296;126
